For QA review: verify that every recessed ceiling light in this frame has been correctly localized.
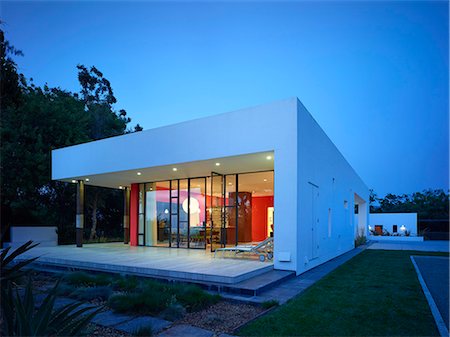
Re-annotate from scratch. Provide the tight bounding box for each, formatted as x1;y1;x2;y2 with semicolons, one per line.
172;168;177;171
85;178;90;182
71;180;77;183
266;155;272;160
215;162;220;166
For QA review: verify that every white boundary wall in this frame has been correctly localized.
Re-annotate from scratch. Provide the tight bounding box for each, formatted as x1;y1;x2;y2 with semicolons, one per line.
369;213;418;236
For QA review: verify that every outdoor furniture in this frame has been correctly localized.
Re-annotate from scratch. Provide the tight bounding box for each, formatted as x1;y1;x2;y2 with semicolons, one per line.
214;237;274;262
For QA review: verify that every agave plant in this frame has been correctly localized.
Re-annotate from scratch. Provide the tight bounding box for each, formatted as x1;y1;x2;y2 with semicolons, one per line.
0;240;39;286
2;278;101;336
0;240;101;336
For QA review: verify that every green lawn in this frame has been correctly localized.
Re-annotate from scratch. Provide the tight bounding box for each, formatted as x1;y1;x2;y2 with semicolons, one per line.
238;250;449;336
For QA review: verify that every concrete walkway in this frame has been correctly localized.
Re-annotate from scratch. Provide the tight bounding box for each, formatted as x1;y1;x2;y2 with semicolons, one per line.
412;256;449;336
368;240;449;252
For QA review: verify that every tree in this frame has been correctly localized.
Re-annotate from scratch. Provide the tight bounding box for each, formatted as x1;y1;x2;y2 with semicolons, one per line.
371;189;449;220
1;30;143;245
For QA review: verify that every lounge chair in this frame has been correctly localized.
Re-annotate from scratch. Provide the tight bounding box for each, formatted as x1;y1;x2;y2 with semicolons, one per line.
214;237;274;262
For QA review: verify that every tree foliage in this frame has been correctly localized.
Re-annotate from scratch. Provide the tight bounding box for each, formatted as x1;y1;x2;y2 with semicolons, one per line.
370;189;449;219
0;29;142;242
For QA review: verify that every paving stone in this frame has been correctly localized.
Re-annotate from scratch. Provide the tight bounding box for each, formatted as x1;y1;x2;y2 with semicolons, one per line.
156;324;213;337
114;316;171;334
91;310;133;327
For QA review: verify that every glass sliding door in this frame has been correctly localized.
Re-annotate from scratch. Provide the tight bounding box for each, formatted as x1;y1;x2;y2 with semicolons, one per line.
210;172;224;252
189;178;206;248
138;184;145;245
224;174;237;246
156;181;170;247
145;183;157;246
178;179;189;248
169;180;179;247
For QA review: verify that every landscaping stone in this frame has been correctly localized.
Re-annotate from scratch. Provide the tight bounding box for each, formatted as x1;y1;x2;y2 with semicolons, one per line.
156;324;213;337
114;316;171;334
91;310;133;327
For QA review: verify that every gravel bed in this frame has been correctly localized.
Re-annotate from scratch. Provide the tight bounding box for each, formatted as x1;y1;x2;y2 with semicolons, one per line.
180;301;264;334
86;323;132;337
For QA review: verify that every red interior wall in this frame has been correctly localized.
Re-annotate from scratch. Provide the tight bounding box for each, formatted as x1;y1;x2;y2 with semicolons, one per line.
251;196;274;242
129;183;139;246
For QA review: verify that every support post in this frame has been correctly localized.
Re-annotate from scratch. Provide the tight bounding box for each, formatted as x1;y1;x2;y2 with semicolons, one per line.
76;180;84;247
123;187;130;244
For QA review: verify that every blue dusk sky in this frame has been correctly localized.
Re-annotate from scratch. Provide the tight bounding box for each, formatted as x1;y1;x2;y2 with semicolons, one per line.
1;0;449;197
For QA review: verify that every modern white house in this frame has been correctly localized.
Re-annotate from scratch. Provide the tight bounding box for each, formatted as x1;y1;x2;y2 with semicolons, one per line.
52;97;369;276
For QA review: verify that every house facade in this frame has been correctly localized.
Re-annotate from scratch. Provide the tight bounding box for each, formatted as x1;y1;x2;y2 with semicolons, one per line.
52;97;369;275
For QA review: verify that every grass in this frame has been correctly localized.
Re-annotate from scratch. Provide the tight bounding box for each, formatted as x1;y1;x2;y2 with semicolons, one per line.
238;250;448;336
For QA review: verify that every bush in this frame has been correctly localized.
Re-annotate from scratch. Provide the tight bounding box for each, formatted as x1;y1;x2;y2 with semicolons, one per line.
64;271;112;287
172;284;220;312
159;298;186;321
71;286;112;301
113;275;139;291
108;290;171;315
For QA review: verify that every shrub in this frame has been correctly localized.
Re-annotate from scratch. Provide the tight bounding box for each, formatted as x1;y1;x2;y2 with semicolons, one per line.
71;286;112;301
64;271;112;287
113;275;139;291
172;284;220;312
159;297;186;321
108;290;171;315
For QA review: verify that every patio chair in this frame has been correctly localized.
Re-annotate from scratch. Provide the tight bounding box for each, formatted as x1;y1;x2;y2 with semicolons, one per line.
214;237;274;262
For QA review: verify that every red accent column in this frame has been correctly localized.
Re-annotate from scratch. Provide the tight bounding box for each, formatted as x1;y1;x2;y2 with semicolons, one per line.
129;183;139;246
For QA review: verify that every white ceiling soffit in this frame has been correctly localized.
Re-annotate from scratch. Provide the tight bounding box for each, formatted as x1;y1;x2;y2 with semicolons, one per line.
61;151;274;189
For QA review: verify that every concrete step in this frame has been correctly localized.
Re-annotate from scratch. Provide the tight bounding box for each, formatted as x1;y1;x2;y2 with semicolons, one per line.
209;269;295;297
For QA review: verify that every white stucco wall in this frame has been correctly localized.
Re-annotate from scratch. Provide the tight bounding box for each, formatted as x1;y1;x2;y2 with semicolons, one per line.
369;213;418;236
296;100;369;275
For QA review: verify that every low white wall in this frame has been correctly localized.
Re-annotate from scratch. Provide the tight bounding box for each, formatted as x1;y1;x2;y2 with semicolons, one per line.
368;235;424;242
369;213;418;236
9;226;58;247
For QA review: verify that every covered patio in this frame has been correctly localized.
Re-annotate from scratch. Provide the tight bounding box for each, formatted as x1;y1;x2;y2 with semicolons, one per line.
18;243;273;285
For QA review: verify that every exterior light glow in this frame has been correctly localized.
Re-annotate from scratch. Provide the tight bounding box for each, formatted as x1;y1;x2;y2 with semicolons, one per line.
400;225;406;231
71;180;77;183
263;179;267;182
137;172;142;176
266;155;272;160
119;186;123;189
215;162;220;166
164;209;169;214
85;178;90;182
368;225;372;231
172;168;178;171
228;182;232;185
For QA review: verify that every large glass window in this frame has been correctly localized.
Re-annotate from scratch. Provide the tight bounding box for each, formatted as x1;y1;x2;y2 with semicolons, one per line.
189;178;207;248
236;171;274;245
137;170;274;250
